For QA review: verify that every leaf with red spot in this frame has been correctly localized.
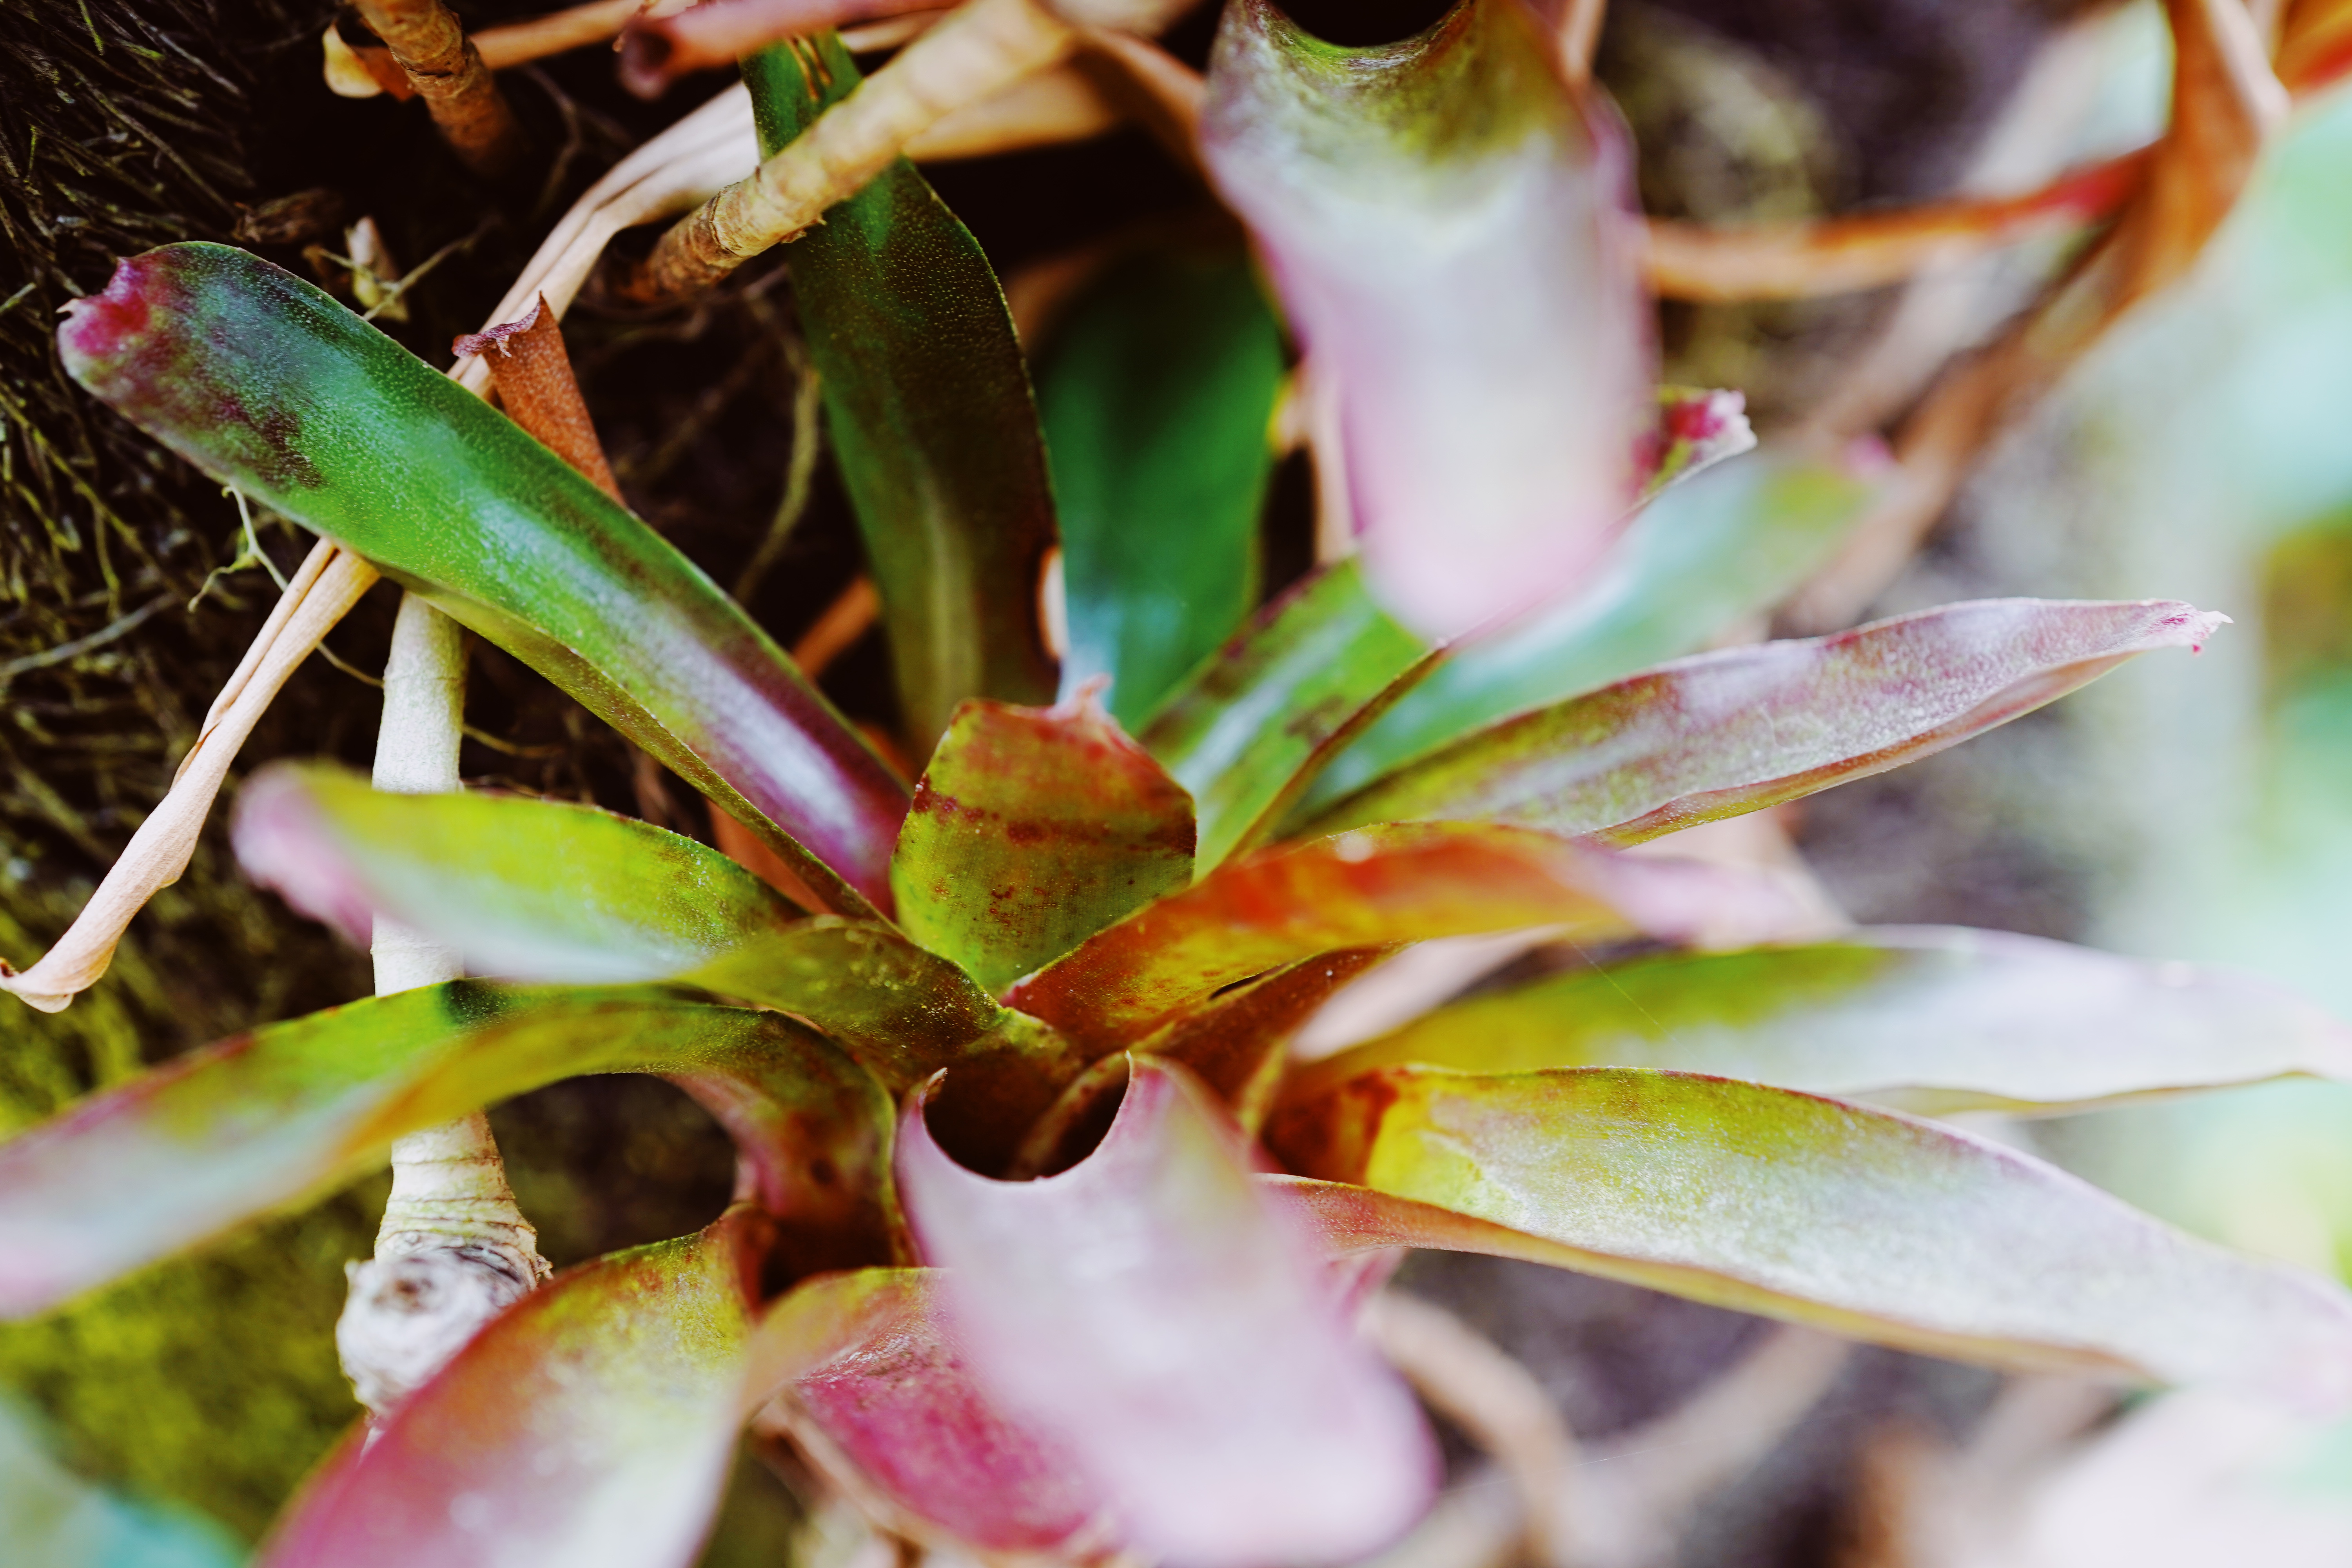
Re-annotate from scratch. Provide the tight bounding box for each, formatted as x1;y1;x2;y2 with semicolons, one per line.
1635;386;1756;497
891;693;1196;993
1259;1067;2352;1403
263;1209;769;1568
1303;598;2227;842
1003;822;1812;1050
896;1058;1439;1567
0;987;895;1316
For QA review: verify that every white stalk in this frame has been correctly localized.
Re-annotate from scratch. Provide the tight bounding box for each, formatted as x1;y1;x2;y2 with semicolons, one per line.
336;592;550;1421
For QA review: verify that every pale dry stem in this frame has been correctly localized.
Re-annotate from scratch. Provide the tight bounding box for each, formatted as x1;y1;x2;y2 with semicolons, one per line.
1641;152;2148;304
334;274;631;1418
1785;0;2289;631
631;0;1077;301
1366;1291;1583;1568
452;83;763;400
339;593;550;1421
1552;0;1606;85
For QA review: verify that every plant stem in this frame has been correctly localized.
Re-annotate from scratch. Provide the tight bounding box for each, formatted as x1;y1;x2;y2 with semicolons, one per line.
337;592;549;1421
354;0;526;177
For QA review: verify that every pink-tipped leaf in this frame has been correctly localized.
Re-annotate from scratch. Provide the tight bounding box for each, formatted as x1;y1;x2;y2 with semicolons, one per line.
751;1268;1114;1554
1305;598;2229;840
0;987;895;1315
58;244;906;914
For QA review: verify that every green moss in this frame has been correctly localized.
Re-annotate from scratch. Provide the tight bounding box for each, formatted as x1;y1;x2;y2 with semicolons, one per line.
0;1181;382;1542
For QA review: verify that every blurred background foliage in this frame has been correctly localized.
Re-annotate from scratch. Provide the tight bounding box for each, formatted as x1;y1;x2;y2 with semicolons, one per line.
10;0;2352;1560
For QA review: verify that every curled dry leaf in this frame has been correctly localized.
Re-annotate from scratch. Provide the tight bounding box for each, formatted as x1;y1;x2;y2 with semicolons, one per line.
452;84;761;399
452;292;623;501
897;1058;1439;1567
0;546;378;1013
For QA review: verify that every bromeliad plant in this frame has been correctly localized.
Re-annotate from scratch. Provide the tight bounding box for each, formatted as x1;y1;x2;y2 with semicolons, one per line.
9;0;2352;1563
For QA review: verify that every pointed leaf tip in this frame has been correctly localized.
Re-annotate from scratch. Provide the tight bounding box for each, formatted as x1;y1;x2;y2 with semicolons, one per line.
1308;597;2230;842
62;242;907;916
896;1059;1439;1567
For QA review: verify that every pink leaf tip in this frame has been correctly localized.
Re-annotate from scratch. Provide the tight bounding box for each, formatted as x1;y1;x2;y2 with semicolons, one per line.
229;766;375;948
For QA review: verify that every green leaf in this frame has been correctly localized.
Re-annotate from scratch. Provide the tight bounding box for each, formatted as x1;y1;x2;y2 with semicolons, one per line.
1296;446;1878;814
0;987;896;1315
694;923;1083;1173
1143;560;1428;871
1261;1069;2352;1398
263;1209;767;1568
1200;0;1649;642
1003;822;1790;1051
1303;598;2227;842
226;764;1086;1163
1287;927;2352;1116
56;243;906;917
748;38;1057;749
233;763;803;984
891;695;1196;993
1037;243;1285;729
